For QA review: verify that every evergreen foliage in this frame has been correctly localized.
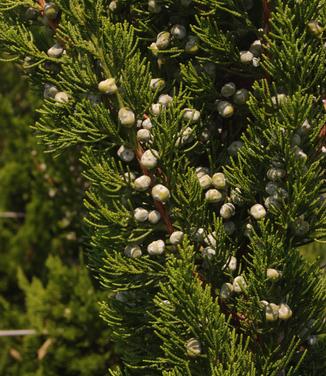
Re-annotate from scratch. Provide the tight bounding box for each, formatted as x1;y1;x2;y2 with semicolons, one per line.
0;62;114;374
0;0;325;375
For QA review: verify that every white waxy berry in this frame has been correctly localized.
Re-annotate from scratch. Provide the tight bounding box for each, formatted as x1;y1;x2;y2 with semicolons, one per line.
108;1;118;11
293;218;310;236
156;31;171;49
151;103;162;116
212;173;226;189
47;43;64;58
205;189;223;203
220;283;234;300
118;107;136;127
135;117;141;128
220;203;235;219
265;182;278;195
176;127;194;146
196;167;210;178
252;57;260;69
148;210;161;224
148;0;161;13
202;247;216;259
249;39;262;57
124;245;142;258
250;204;266;220
266;268;282;281
147;239;165;255
44;3;59;19
151;184;170;202
123;171;136;182
133;175;151;191
183;108;201;123
186;338;201;357
198;174;212;189
134;207;149;222
217;100;234;118
299;119;311;135
142;118;153;129
137;129;152;143
44;83;59;99
227;141;243;157
158;94;173;107
278;304;293;320
223;256;237;272
233;275;247;293
149;42;159;56
240;50;254;64
117;145;135;162
307;20;324;38
194;227;205;241
140;149;159;169
169;231;184;245
264;196;281;210
243;223;253;237
171;24;187;39
267;168;286;181
271;94;287;107
224;221;235;235
275;188;288;200
185;35;198;54
233;89;249;105
291;133;301;146
204;233;216;247
54;91;69;103
221;82;236;97
98;78;118;94
150;78;165;91
265;303;279;322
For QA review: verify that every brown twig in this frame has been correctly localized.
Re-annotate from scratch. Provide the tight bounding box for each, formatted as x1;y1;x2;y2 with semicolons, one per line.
38;0;45;14
219;298;250;329
262;0;271;34
38;0;59;31
319;124;326;146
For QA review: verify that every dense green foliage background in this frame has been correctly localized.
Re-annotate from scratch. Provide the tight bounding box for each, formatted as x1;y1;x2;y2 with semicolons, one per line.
0;61;116;375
